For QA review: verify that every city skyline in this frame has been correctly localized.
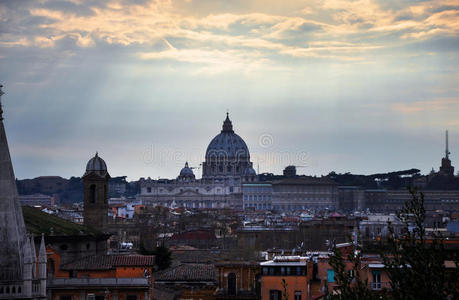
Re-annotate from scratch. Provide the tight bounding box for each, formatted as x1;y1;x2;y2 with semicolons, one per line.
1;0;458;180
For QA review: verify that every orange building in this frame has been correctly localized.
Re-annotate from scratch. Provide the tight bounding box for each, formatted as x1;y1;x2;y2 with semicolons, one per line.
47;247;155;300
315;252;391;296
215;261;259;299
260;256;312;300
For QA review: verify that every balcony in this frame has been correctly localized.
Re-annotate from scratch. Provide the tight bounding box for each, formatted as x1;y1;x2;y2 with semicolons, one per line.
48;277;149;288
0;280;45;299
215;288;257;300
370;282;391;291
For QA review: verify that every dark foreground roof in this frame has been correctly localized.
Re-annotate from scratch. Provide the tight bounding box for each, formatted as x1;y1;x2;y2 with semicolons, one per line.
22;205;104;237
61;255;155;270
155;264;216;282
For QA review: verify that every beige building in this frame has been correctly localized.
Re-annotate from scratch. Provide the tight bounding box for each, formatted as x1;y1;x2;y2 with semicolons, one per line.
271;177;338;211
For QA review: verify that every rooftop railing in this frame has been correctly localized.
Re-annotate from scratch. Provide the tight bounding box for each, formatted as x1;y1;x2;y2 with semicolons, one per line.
48;277;149;287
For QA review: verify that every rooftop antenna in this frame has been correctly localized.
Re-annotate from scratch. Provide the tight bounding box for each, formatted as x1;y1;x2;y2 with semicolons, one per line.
445;130;450;159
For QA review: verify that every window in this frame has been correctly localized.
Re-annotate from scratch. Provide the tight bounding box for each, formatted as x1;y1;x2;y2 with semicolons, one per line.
327;269;335;283
89;184;96;203
228;273;237;295
126;296;138;300
48;258;55;277
270;290;282;300
147;187;152;193
263;267;268;275
372;270;382;290
60;297;72;300
294;291;302;300
104;184;107;203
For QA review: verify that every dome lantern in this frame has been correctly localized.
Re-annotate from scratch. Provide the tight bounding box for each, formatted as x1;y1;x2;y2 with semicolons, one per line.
222;112;234;133
85;152;108;177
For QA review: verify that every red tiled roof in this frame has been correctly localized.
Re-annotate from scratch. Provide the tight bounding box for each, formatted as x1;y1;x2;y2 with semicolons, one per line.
155;264;216;282
61;255;155;270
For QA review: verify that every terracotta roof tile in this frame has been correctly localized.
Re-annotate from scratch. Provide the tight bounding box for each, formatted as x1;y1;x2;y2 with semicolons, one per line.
155;264;216;282
61;255;155;270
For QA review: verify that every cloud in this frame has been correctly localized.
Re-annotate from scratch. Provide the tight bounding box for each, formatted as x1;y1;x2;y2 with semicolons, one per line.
0;0;456;71
392;98;459;114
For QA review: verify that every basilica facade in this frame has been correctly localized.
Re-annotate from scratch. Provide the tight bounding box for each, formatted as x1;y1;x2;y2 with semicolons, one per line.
138;114;257;209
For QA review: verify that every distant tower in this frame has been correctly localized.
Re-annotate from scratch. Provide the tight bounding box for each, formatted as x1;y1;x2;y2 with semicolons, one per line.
439;130;454;177
83;152;110;229
446;130;450;159
283;165;297;177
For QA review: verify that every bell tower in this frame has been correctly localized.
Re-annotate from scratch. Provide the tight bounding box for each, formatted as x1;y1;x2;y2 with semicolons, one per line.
83;152;110;229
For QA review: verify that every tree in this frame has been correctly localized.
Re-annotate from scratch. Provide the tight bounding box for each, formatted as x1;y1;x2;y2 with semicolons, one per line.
139;244;172;270
153;245;172;270
326;188;458;299
383;188;459;300
281;278;289;300
325;245;385;300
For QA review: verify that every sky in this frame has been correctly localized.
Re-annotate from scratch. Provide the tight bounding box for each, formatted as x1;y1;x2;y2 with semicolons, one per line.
0;0;458;180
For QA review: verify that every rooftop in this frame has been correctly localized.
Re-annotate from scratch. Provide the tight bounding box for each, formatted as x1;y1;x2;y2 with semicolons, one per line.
61;255;155;270
22;205;103;237
155;264;216;282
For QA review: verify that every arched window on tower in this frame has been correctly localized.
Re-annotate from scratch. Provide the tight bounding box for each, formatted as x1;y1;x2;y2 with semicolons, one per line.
104;184;108;204
89;184;97;203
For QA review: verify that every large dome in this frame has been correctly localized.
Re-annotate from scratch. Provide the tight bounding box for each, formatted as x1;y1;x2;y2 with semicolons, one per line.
85;152;108;176
205;113;250;160
202;113;252;178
